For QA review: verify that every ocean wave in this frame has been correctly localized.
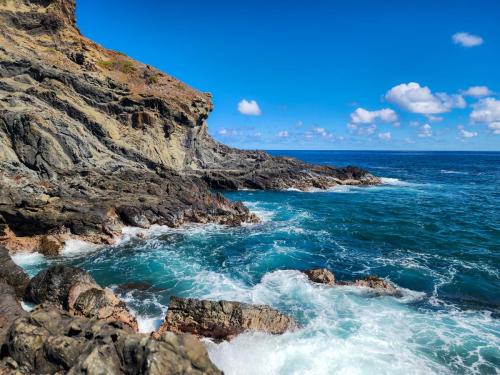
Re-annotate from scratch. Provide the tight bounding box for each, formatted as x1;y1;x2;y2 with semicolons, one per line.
380;177;412;186
60;239;101;257
440;170;469;175
10;251;46;267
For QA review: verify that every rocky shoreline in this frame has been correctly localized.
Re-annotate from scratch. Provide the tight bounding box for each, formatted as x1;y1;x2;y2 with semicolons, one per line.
0;246;401;374
0;0;379;255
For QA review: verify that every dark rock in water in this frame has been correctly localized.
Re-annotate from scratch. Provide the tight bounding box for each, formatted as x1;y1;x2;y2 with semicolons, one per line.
304;268;336;285
155;296;298;340
303;268;401;296
0;0;378;250
1;305;221;374
0;247;30;298
0;283;27;346
25;265;138;331
350;276;401;296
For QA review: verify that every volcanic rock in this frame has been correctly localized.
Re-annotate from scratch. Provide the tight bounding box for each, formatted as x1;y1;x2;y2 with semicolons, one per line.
0;305;221;374
0;283;27;346
155;296;298;340
304;268;336;285
25;265;138;331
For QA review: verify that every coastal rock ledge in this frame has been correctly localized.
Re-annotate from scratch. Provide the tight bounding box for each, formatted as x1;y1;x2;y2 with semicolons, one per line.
155;296;298;340
0;0;379;253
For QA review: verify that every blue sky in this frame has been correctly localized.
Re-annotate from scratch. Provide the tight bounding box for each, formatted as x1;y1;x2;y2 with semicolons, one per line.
76;1;500;150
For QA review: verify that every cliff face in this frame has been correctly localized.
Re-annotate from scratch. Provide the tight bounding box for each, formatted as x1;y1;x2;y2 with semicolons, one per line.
0;0;378;251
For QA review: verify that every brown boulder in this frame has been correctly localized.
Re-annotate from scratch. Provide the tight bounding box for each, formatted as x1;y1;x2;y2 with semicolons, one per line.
155;296;298;340
351;276;401;296
304;268;336;285
25;266;138;331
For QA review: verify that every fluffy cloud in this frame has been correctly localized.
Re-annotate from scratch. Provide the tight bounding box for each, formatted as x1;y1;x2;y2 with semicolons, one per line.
277;130;289;137
488;123;500;135
452;32;483;47
418;124;433;138
470;98;500;135
348;123;376;136
378;132;391;141
313;127;334;139
386;82;465;114
350;107;398;124
462;86;492;97
238;99;261;116
459;129;478;138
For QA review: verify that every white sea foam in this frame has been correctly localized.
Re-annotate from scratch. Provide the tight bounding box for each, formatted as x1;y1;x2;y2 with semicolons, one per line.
380;177;411;186
243;201;276;222
11;252;45;267
440;170;468;175
60;239;101;257
196;269;499;374
21;301;35;312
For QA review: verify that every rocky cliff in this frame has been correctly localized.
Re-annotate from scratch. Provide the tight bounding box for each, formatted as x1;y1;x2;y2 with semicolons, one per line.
0;0;379;251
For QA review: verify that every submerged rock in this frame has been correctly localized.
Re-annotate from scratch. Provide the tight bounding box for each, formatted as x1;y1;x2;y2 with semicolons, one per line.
155;296;298;340
25;265;138;331
0;246;30;298
1;305;221;375
304;268;336;285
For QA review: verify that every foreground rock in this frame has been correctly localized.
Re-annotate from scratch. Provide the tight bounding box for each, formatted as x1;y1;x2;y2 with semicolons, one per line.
0;247;30;298
155;296;298;340
303;268;401;296
25;265;138;331
0;0;378;251
0;305;221;375
0;283;27;346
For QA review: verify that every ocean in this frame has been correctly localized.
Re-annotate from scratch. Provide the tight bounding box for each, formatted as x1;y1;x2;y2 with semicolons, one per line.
13;151;500;374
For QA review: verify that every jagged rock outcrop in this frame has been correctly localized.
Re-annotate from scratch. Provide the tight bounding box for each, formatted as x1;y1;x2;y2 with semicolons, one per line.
0;0;379;252
0;246;30;298
304;268;336;286
303;268;401;296
0;305;222;374
155;296;298;340
25;265;138;331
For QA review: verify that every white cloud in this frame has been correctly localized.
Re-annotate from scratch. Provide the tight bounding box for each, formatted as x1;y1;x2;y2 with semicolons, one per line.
350;123;376;136
470;98;500;134
238;99;261;116
386;82;465;114
350;107;398;124
452;32;483;47
418;124;433;137
425;114;443;122
459;129;478;138
488;122;500;134
462;86;492;97
277;130;289;137
313;127;334;139
378;132;391;141
218;129;227;135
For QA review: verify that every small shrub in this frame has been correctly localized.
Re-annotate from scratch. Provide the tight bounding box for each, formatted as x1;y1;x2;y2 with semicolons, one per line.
96;59;136;75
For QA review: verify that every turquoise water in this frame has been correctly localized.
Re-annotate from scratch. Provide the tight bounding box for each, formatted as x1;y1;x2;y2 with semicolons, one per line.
14;151;500;374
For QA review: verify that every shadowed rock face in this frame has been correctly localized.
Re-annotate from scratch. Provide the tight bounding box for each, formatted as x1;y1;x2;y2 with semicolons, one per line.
0;0;379;251
1;305;222;375
155;296;298;340
0;283;27;346
0;246;30;297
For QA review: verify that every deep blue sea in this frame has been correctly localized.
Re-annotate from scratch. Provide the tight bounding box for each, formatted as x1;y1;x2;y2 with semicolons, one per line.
14;151;500;374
